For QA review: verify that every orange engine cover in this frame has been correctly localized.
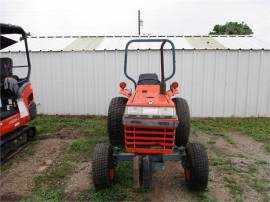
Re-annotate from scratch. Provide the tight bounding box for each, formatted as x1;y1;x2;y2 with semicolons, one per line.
127;85;175;107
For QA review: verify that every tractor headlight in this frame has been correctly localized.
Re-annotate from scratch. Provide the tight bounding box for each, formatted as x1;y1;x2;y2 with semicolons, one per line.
125;106;176;118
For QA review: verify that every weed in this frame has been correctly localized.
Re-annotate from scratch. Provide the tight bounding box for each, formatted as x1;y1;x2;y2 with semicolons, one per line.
252;179;270;201
253;179;269;192
212;158;234;172
70;139;92;152
23;146;34;155
0;163;10;173
247;164;257;176
90;162;134;201
264;143;270;153
224;177;243;202
24;189;66;202
34;175;45;187
255;160;268;165
51;162;71;179
207;140;216;144
198;192;217;202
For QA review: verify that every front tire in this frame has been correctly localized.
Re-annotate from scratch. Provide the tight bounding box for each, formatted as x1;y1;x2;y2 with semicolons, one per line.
172;98;190;147
184;143;209;191
92;143;115;189
107;97;128;146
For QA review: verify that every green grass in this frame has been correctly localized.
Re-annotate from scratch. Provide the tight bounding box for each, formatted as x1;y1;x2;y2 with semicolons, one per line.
207;140;216;145
252;179;270;202
192;118;270;152
23;145;35;155
253;179;270;192
198;193;217;202
193;118;270;200
224;177;243;202
29;115;107;138
90;162;134;202
211;157;240;173
19;116;270;201
26;115;137;202
264;143;270;153
26;115;109;201
24;189;66;202
255;160;269;165
192;118;270;142
212;158;228;167
215;132;235;144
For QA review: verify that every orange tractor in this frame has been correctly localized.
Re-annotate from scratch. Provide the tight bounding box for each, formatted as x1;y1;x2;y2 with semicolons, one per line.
92;39;208;190
0;23;37;162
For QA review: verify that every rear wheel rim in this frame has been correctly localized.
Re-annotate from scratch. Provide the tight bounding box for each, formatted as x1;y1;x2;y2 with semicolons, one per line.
184;167;191;180
109;168;115;180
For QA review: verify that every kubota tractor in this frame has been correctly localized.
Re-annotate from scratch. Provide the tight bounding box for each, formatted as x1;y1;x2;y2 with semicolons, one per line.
92;39;209;191
0;23;37;163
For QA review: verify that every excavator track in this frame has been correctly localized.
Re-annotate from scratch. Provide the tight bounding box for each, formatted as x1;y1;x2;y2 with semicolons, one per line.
0;125;36;164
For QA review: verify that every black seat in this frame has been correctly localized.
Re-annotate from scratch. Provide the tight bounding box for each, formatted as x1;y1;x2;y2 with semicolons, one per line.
137;73;160;85
0;57;13;81
1;57;18;95
1;57;18;115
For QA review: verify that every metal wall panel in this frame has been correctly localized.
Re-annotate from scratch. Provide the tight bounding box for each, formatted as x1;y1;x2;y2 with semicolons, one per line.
1;50;269;117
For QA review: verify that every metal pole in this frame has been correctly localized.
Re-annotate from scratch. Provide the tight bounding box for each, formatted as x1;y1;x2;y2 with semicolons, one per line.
138;10;141;35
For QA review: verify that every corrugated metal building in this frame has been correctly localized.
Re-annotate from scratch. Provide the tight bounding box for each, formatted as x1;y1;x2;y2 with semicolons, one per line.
1;36;270;117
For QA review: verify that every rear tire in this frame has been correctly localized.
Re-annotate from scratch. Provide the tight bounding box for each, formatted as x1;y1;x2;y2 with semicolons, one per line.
108;97;128;146
184;143;209;191
172;98;190;147
92;143;115;189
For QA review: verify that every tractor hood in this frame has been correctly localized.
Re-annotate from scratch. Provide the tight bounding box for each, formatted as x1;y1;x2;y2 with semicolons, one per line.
127;85;175;107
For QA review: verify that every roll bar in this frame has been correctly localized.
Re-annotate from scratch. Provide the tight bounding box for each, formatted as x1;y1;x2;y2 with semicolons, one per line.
0;23;31;81
124;39;176;88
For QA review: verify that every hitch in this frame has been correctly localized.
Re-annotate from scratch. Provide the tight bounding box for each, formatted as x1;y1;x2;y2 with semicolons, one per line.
112;146;186;189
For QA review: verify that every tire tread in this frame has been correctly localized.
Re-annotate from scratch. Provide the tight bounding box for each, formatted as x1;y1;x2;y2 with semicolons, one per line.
185;143;209;191
108;97;128;146
92;143;114;188
172;97;190;146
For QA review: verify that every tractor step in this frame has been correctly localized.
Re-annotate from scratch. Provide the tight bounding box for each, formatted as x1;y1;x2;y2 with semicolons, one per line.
0;125;36;164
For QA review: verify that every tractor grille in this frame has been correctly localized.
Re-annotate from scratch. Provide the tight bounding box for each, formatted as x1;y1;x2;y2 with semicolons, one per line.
124;126;175;154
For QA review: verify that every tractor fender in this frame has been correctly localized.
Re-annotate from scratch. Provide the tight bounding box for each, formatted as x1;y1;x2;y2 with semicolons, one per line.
17;82;31;98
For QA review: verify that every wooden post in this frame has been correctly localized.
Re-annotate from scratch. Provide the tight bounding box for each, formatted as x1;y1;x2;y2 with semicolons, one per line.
133;155;141;189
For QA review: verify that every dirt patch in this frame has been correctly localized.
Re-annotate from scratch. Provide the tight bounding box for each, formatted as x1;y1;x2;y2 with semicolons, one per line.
150;157;233;202
192;130;270;202
64;162;92;199
150;161;197;202
148;130;269;202
54;127;81;139
0;127;80;201
207;168;233;202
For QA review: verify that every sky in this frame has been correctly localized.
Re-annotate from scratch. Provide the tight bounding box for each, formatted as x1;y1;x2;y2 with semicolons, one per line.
1;0;270;41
